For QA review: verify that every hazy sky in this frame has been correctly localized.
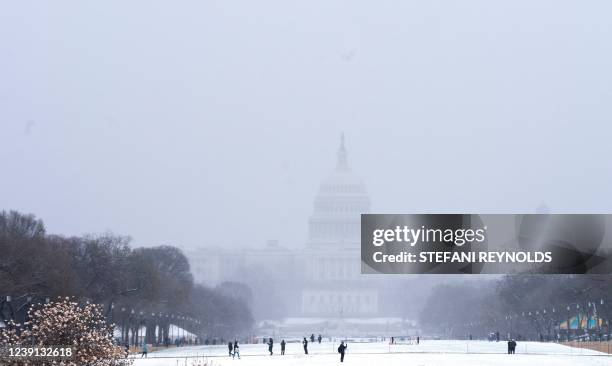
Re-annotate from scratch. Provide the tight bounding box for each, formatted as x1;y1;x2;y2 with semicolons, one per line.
1;1;611;249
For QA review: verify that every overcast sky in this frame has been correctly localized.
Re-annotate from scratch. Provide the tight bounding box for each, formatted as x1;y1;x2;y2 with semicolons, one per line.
1;1;611;249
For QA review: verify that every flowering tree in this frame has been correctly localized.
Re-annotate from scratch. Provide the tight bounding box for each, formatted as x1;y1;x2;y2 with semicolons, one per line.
0;298;132;366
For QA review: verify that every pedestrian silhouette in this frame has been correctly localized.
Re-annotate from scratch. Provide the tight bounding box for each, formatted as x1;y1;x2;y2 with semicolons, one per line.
338;341;348;362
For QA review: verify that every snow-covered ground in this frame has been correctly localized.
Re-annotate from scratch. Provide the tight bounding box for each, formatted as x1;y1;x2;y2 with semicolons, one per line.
132;340;611;366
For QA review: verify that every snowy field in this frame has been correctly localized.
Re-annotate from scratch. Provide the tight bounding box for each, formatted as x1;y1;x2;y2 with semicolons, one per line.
132;340;612;366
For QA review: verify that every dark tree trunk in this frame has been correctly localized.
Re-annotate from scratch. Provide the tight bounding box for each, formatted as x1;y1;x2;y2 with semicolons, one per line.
146;319;157;345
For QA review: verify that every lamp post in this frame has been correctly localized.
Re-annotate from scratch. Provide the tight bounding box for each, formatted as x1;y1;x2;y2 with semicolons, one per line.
151;313;157;346
551;307;560;342
565;303;581;342
165;314;170;346
542;309;549;341
566;305;572;341
576;303;582;340
170;315;174;345
138;311;143;346
505;315;512;340
587;301;601;341
121;307;127;344
129;309;134;346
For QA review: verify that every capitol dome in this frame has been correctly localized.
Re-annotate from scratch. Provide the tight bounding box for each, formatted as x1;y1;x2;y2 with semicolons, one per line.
308;135;370;244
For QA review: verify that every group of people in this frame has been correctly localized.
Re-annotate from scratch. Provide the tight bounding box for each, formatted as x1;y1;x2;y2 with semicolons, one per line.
260;334;323;356
301;336;347;362
266;338;282;355
226;334;347;362
227;340;241;359
507;339;517;354
141;336;517;361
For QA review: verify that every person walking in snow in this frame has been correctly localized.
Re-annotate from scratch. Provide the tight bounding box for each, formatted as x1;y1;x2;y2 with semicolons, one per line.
268;337;274;355
310;333;315;343
303;337;309;354
228;341;233;357
317;334;322;343
338;341;347;362
233;340;241;359
280;339;286;355
140;342;148;358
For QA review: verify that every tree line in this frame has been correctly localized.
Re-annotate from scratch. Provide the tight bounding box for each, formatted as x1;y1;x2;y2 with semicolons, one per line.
419;274;612;341
0;210;253;342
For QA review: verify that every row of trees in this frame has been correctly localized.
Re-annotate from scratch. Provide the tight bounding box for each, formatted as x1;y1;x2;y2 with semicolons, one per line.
0;210;253;342
419;274;612;341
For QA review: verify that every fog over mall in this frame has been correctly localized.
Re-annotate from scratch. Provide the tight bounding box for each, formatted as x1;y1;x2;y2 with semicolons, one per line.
2;1;612;364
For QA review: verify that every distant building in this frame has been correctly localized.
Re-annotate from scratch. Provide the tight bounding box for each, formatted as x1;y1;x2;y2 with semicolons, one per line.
301;134;378;316
187;135;379;317
186;241;295;287
188;245;241;285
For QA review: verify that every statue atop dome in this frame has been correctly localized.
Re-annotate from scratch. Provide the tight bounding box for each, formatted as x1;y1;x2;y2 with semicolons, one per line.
317;133;369;197
336;133;349;171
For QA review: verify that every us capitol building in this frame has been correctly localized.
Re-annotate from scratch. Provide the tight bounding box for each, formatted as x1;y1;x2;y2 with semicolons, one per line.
301;135;377;316
185;136;417;335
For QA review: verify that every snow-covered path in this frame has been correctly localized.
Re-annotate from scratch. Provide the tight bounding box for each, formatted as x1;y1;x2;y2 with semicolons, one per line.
132;340;612;366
